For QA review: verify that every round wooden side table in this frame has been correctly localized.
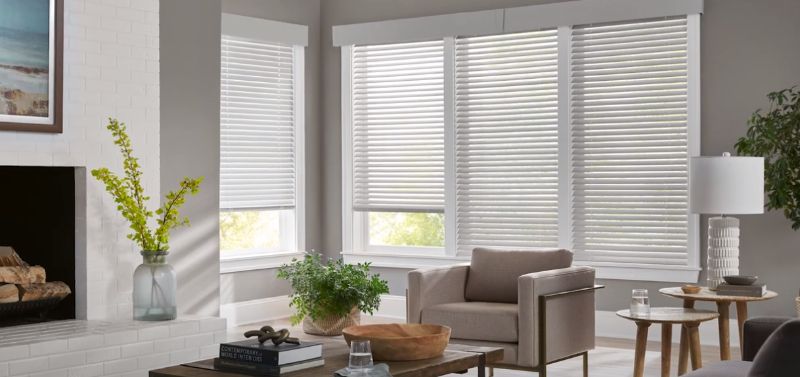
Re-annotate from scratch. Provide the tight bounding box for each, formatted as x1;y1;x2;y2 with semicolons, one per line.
659;286;778;371
617;308;718;377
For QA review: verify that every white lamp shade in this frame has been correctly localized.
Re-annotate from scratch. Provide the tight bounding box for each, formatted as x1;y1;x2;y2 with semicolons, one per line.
690;155;764;214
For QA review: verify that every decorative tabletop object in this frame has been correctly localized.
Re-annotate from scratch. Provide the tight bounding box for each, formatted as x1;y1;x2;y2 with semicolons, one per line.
681;284;702;294
723;275;758;286
659;286;778;364
616;307;718;377
277;253;389;336
92;118;203;321
244;325;300;345
342;323;451;361
690;153;764;289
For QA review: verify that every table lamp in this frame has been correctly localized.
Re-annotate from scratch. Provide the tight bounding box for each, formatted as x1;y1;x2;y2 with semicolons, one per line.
690;152;764;289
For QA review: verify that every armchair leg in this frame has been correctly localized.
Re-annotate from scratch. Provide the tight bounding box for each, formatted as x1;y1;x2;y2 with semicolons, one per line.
583;352;589;377
539;364;547;377
488;367;494;377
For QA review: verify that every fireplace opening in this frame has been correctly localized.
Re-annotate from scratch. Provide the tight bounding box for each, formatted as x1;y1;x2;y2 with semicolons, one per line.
0;166;76;325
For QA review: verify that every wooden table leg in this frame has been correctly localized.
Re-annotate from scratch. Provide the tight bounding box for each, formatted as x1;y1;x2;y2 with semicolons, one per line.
678;299;695;375
686;323;703;370
736;302;748;357
717;301;731;360
477;353;487;377
634;322;651;377
661;324;672;377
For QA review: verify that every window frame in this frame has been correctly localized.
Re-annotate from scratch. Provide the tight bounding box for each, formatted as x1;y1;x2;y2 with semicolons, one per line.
341;14;701;283
219;16;307;273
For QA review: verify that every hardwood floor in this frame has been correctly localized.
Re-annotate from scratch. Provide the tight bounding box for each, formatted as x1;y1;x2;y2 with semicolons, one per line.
232;317;735;377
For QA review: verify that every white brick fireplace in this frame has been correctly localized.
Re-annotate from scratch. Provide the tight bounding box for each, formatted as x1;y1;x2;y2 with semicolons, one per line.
0;1;225;376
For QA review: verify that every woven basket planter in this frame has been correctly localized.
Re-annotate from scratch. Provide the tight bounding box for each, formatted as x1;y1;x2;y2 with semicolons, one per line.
303;307;361;336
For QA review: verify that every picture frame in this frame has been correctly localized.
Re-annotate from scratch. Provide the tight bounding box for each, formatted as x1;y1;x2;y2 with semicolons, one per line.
0;0;63;133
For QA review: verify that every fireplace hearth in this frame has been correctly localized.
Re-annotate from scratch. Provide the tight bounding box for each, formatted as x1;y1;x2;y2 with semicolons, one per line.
0;166;76;325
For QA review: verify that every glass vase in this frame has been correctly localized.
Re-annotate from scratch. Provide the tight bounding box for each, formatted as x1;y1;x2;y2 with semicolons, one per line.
133;251;177;321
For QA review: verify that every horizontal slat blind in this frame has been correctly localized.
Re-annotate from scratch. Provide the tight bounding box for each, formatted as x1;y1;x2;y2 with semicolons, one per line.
570;17;690;265
454;30;560;253
220;35;295;210
351;40;445;212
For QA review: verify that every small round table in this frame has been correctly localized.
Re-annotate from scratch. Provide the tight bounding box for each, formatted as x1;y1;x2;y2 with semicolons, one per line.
659;286;778;370
617;308;718;377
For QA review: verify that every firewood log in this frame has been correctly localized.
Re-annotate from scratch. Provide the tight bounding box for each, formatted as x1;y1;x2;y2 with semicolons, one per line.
0;266;46;284
18;282;71;302
0;283;19;303
0;246;28;267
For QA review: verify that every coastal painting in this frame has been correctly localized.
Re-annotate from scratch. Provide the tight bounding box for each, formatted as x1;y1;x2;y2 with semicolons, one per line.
0;0;62;133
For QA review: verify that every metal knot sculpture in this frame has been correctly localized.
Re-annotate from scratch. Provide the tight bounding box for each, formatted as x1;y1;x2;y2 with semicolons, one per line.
244;326;300;345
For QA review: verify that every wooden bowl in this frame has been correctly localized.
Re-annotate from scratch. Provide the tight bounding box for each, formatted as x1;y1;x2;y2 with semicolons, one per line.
681;284;702;294
342;323;451;361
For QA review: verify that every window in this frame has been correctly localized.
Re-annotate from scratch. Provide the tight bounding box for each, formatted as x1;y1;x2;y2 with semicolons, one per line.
346;40;446;253
220;15;306;271
340;8;700;281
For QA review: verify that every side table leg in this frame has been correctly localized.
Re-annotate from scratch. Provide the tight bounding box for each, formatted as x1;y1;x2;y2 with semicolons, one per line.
477;353;486;377
717;301;731;360
736;302;748;357
661;324;672;377
634;322;651;377
687;323;703;370
678;299;695;375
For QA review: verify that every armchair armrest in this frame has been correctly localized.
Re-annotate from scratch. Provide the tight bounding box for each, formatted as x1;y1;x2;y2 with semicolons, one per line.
743;316;793;361
517;266;597;368
406;264;469;324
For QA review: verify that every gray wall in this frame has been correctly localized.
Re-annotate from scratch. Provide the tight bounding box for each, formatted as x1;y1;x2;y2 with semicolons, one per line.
219;0;322;304
160;0;222;316
319;0;800;317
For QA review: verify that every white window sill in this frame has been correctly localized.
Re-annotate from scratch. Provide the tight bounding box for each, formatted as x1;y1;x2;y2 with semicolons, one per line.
343;251;700;283
220;251;305;274
342;251;470;269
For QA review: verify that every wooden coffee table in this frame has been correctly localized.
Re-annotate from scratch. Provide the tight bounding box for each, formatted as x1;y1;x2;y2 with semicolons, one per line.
659;286;778;365
617;308;718;377
149;342;503;377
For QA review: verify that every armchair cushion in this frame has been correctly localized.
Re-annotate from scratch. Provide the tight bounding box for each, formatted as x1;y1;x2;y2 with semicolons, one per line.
749;319;800;377
464;248;573;303
421;301;518;343
742;317;793;362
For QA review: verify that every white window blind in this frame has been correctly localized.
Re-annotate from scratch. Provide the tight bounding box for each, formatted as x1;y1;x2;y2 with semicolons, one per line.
220;35;296;210
351;40;445;212
454;30;560;253
570;16;690;266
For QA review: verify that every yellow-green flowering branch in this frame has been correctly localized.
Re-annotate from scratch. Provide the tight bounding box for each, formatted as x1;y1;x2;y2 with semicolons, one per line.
91;118;203;253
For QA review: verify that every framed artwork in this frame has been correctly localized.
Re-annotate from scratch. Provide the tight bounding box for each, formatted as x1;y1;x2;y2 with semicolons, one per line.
0;0;63;133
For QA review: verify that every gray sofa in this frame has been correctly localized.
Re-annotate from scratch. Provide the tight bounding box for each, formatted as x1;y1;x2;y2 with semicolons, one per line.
683;317;800;377
406;248;599;377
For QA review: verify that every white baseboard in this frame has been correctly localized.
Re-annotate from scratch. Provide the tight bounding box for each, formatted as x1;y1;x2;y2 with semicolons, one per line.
220;295;294;328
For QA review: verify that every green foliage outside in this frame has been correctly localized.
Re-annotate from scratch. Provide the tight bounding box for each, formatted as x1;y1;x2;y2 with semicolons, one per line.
92;118;203;252
735;87;800;230
219;210;280;251
369;212;445;247
277;253;389;325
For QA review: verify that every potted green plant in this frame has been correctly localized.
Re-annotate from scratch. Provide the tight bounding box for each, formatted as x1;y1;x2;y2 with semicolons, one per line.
735;87;800;230
735;87;799;317
277;253;389;335
92;118;202;320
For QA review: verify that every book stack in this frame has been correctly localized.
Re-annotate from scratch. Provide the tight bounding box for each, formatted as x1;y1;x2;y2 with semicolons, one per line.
716;283;767;297
215;339;324;376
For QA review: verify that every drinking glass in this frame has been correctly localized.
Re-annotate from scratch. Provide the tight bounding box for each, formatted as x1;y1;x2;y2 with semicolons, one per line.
348;340;374;374
630;289;650;316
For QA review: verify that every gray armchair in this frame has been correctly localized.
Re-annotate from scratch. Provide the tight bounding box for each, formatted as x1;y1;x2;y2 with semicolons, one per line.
683;317;800;377
407;248;600;377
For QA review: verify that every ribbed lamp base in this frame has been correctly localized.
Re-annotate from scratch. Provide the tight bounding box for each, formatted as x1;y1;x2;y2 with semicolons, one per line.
707;216;740;289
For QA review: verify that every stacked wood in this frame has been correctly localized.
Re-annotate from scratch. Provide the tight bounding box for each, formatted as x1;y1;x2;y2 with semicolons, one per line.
19;282;71;302
0;247;71;306
0;284;19;303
